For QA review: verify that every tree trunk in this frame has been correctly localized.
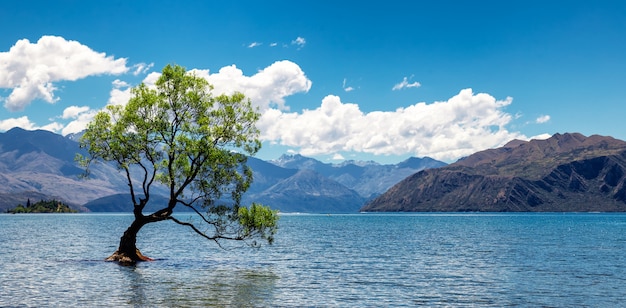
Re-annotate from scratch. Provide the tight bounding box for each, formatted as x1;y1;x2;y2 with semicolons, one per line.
105;217;154;265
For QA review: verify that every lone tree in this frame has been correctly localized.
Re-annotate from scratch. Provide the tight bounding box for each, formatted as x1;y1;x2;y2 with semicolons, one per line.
79;64;278;265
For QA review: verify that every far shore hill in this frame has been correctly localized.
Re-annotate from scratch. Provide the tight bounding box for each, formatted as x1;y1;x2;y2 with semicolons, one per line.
362;133;626;212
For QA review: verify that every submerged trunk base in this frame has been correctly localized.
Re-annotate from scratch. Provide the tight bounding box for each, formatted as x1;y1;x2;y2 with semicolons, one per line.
105;249;154;266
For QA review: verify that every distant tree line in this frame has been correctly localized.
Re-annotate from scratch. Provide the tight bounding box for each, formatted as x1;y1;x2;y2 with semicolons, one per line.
7;199;77;213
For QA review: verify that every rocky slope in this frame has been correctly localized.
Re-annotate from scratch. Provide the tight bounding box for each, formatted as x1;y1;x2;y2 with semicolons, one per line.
362;133;626;212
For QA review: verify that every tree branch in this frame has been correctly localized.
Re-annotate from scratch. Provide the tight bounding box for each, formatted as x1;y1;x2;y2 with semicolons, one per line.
168;216;243;246
177;197;214;226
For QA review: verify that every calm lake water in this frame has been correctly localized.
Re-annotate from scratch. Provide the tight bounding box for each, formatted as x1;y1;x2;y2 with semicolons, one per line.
1;212;625;307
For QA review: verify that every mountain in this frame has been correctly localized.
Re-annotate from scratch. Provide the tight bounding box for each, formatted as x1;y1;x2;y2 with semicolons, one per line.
0;128;445;213
243;154;445;213
0;128;166;212
245;157;298;194
0;128;119;211
270;154;446;198
84;194;170;212
362;133;626;212
248;169;366;213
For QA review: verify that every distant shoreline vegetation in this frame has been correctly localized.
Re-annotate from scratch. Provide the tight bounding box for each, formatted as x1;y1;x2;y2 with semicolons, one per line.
7;199;77;214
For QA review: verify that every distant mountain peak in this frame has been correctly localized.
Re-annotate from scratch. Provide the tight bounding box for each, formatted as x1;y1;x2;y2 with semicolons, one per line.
6;126;26;134
270;154;313;168
332;159;379;167
276;153;303;160
397;157;445;169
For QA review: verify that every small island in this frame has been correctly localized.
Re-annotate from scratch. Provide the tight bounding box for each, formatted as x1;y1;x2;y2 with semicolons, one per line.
7;199;77;213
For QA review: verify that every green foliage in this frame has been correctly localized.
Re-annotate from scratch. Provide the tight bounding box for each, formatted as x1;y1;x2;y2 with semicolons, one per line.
7;199;77;213
238;203;279;244
78;64;277;246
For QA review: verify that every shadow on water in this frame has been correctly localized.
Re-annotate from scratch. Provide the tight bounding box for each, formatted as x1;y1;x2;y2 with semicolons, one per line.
116;259;279;307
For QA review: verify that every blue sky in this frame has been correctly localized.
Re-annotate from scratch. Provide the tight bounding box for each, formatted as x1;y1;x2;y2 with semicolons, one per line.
1;1;625;163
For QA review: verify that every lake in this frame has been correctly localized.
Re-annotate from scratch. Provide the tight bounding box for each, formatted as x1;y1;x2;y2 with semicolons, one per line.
1;212;625;307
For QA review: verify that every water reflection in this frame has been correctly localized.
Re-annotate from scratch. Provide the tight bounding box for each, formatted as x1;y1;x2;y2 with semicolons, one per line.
121;266;149;306
118;262;278;307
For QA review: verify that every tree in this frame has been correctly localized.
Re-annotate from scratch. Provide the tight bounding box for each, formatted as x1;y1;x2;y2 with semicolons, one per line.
79;64;278;265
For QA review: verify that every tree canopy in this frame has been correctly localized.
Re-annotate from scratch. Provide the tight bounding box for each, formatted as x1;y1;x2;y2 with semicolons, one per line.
79;64;278;264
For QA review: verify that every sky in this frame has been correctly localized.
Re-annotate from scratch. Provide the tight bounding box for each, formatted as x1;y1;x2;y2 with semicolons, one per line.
1;1;625;164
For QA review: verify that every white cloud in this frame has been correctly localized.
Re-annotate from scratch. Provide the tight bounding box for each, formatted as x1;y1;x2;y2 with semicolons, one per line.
392;76;421;91
258;88;526;161
107;78;132;107
0;35;129;111
536;115;550;123
248;42;261;48
41;122;65;132
55;60;313;136
61;108;97;135
189;60;312;110
112;79;129;88
291;37;306;49
0;116;63;132
531;133;552;140
332;153;345;160
120;61;311;112
61;105;90;119
142;72;161;88
0;116;35;131
132;62;154;76
270;42;278;47
343;78;354;92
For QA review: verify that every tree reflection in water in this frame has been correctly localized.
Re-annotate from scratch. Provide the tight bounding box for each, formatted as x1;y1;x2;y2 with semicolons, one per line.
119;263;278;306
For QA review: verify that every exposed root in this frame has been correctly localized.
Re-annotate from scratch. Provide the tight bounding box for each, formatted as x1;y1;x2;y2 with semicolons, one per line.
105;248;154;266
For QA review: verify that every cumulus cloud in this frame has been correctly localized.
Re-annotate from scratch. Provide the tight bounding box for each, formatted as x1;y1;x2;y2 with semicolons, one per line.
61;108;97;135
61;105;90;119
392;76;421;91
189;60;312;110
536;115;550;123
41;122;65;132
0;116;63;132
107;79;133;106
248;42;262;48
259;88;525;161
0;35;129;111
58;105;98;135
142;72;161;88
51;60;313;135
0;116;35;131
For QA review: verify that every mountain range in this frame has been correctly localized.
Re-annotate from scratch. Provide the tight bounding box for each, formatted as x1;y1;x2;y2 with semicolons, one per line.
0;128;445;213
362;133;626;212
